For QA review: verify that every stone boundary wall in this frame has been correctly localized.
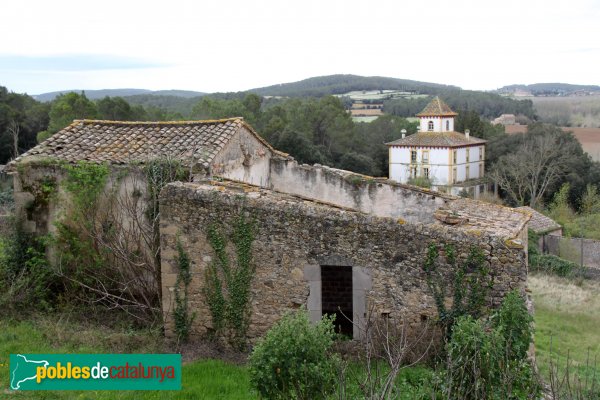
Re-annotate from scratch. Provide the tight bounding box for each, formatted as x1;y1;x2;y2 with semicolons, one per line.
268;157;452;224
160;182;527;343
543;234;600;269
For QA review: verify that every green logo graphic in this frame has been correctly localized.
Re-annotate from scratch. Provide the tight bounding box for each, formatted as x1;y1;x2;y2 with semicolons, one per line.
9;354;181;391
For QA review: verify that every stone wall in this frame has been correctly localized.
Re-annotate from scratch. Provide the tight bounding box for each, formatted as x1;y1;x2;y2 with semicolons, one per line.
268;157;451;224
11;160;147;236
160;181;528;343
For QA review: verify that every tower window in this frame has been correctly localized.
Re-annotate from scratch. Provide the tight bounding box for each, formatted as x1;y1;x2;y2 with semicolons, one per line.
422;150;429;163
428;121;434;131
446;120;450;131
453;150;457;164
422;167;430;178
479;147;484;160
452;167;457;183
411;150;417;163
466;149;470;163
466;165;470;179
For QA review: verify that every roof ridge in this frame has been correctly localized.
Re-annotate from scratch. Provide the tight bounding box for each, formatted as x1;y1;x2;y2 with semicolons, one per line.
385;131;487;147
73;117;244;125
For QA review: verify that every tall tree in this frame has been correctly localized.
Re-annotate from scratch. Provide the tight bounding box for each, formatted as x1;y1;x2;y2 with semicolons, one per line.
37;92;97;142
490;124;581;207
97;96;135;120
0;86;49;162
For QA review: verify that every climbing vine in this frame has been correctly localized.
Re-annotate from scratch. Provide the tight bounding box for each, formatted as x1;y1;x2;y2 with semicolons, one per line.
174;240;195;342
144;158;188;300
144;158;187;224
64;161;109;217
55;161;110;290
204;214;255;349
423;243;493;339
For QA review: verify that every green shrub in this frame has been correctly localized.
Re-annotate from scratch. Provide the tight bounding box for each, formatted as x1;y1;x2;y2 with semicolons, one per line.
529;229;580;277
531;254;579;277
445;316;504;399
442;292;539;399
491;290;533;361
249;310;339;400
407;176;432;189
0;219;56;311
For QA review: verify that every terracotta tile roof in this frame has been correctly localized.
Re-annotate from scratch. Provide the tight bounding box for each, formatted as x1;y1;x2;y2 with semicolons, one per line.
8;118;279;169
516;206;562;234
416;97;458;117
386;131;486;147
443;198;532;239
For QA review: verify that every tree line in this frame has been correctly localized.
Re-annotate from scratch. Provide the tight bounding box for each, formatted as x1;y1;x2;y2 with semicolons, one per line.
2;86;598;212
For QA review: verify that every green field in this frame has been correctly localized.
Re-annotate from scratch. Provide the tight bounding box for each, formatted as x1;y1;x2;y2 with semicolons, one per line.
0;317;255;399
2;273;598;398
0;316;432;399
529;273;600;387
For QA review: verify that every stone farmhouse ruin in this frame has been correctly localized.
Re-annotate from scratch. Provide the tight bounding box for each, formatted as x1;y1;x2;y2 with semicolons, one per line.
7;117;531;341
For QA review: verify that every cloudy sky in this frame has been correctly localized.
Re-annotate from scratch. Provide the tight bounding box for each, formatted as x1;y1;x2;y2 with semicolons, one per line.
2;0;599;95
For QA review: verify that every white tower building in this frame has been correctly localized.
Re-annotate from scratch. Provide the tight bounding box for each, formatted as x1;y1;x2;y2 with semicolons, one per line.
387;97;488;198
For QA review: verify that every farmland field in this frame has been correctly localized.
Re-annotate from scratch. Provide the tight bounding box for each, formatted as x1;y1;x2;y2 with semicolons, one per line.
528;95;600;128
352;116;379;123
336;90;427;101
506;125;600;161
350;108;383;116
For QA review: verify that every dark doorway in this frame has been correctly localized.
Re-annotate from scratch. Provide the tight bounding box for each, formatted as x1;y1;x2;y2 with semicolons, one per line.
321;265;353;336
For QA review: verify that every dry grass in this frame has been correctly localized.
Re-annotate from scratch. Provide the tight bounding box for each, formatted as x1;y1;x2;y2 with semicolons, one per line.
529;274;600;314
529;273;600;386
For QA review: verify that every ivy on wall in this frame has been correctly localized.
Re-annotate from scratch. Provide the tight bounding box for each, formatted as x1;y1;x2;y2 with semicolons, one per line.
174;240;195;342
63;161;109;217
204;213;255;350
423;243;493;339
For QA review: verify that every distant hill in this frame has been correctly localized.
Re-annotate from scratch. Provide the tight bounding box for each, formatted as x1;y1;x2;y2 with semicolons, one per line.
34;88;206;102
497;83;600;96
247;74;460;97
123;94;202;117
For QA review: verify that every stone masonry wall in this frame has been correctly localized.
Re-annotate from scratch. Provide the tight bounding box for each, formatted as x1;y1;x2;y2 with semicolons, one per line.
160;182;528;343
269;157;451;224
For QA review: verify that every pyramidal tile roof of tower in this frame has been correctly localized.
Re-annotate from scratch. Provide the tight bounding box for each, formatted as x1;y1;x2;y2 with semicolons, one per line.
416;96;458;117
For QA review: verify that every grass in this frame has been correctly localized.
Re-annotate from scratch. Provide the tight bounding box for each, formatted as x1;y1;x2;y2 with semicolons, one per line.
529;273;600;387
0;315;256;399
4;274;594;398
0;314;435;399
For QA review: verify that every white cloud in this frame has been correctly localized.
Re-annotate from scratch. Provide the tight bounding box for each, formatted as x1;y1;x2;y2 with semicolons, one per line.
2;0;599;93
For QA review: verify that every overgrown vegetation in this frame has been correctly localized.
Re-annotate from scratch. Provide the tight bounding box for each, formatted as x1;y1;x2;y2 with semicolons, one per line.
528;230;580;277
204;214;255;349
0;219;56;312
422;243;492;339
407;176;433;189
249;310;339;400
173;241;195;343
547;182;600;240
443;294;539;399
